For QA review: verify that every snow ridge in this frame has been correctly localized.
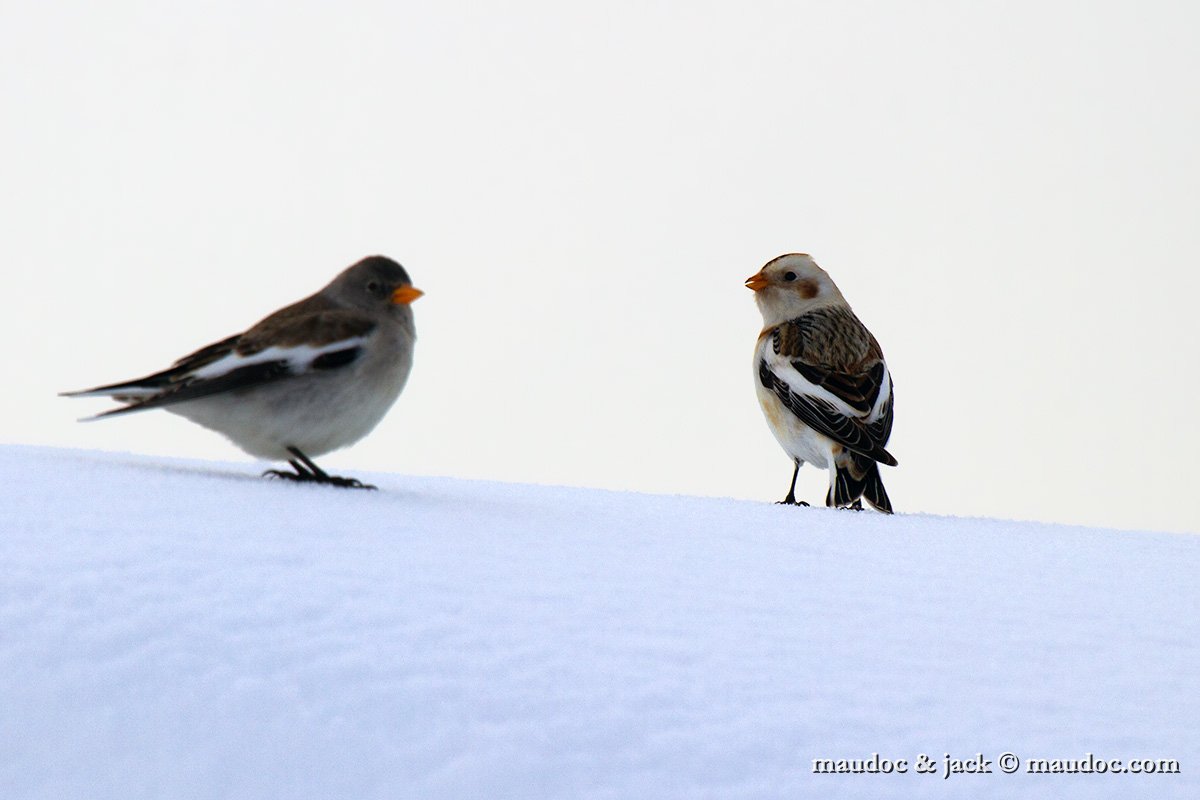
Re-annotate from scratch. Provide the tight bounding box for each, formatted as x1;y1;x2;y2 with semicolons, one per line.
1;445;1196;799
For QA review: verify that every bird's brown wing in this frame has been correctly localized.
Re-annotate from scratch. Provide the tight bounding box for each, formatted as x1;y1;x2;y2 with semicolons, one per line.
71;305;377;419
233;293;375;354
761;308;897;466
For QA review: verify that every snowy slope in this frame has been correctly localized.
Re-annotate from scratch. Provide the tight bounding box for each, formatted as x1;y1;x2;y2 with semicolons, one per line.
0;445;1196;799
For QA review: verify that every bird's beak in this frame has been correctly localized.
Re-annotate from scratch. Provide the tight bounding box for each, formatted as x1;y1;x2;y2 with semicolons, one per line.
744;271;769;292
391;286;424;305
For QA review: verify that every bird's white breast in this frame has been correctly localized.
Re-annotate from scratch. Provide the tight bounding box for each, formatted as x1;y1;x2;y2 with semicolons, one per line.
753;335;837;470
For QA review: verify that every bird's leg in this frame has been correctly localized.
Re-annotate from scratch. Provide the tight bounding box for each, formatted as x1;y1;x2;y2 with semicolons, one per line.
286;448;331;481
284;446;376;490
263;458;316;483
776;459;809;506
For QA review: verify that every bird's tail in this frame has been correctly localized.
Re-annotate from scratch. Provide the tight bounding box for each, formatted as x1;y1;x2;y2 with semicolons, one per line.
827;451;893;514
59;375;168;422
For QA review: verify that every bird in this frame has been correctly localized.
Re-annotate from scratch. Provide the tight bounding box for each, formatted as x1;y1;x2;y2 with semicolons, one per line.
62;255;423;489
745;253;896;512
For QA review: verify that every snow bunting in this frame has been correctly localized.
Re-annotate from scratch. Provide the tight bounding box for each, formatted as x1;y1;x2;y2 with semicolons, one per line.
746;253;896;512
63;255;423;489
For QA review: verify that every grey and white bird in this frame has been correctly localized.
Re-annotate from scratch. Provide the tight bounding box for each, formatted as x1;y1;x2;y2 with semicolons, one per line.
63;255;423;489
746;253;896;512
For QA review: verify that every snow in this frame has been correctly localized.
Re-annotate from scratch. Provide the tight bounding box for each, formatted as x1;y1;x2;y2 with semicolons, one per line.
1;445;1196;799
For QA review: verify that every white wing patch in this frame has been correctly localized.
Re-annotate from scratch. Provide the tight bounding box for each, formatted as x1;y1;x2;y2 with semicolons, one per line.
868;367;892;425
760;344;864;420
65;385;161;399
189;337;370;381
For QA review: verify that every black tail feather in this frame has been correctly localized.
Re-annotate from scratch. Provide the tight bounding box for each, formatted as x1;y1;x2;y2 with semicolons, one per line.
862;463;893;514
59;370;174;398
826;453;893;514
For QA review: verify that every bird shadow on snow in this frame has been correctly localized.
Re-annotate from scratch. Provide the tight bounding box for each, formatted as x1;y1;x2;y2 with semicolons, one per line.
89;454;267;485
91;451;436;504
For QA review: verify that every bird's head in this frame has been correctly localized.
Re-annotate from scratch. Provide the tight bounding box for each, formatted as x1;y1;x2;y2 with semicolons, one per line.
745;253;844;326
335;255;424;317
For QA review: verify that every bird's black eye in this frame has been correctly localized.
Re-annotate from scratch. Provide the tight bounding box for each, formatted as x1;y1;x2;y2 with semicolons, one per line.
784;271;797;281
366;280;383;295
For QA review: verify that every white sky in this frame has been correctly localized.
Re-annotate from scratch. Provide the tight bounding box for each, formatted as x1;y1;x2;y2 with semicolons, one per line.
3;1;1199;534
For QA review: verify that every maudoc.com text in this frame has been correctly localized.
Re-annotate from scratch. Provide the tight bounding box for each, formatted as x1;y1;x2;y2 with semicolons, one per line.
811;752;1181;779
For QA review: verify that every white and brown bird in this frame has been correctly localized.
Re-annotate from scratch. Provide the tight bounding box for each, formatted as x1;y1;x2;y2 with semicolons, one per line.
746;253;896;512
63;255;423;489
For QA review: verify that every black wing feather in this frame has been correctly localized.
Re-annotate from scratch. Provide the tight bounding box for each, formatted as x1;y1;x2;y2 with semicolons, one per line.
791;360;884;415
759;359;897;466
62;334;243;397
89;358;294;418
90;341;367;419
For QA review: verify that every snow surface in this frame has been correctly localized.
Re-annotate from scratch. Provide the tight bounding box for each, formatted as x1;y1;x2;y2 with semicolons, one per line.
1;445;1196;799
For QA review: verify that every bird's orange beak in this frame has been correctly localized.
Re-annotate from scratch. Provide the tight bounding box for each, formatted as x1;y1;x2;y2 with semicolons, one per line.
744;271;769;292
391;285;424;305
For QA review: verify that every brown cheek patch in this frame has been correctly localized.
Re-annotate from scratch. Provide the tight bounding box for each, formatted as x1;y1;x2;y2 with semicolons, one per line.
797;278;819;299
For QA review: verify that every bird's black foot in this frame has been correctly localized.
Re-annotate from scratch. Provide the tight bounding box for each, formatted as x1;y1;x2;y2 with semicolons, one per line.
323;475;376;490
263;448;377;490
263;466;377;490
838;499;864;511
776;497;810;507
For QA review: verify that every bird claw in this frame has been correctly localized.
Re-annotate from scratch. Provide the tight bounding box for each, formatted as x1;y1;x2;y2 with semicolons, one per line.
326;476;377;490
776;499;810;507
262;468;376;490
